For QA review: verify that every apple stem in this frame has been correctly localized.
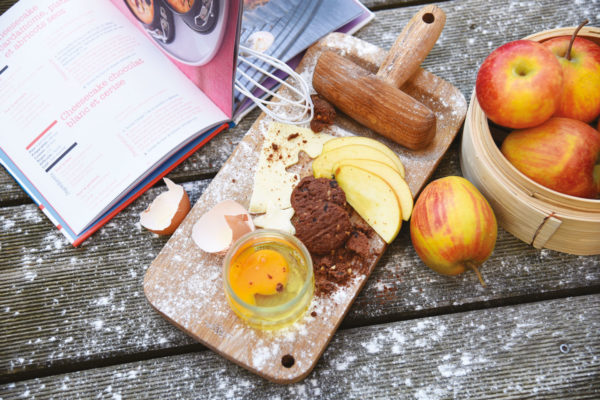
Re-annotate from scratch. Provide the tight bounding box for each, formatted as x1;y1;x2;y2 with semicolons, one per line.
465;261;487;288
566;19;589;61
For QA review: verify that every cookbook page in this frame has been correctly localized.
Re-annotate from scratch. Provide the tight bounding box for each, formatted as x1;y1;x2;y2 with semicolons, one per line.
0;0;228;236
113;0;242;118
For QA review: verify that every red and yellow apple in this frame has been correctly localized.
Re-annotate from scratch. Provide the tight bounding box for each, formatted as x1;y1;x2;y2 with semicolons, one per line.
595;164;600;194
542;36;600;123
410;176;497;285
476;40;563;129
501;117;600;199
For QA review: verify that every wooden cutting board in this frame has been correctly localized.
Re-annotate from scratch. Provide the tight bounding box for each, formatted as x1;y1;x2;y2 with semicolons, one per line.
143;33;467;383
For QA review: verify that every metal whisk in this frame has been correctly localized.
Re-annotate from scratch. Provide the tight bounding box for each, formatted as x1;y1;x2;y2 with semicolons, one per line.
235;45;313;125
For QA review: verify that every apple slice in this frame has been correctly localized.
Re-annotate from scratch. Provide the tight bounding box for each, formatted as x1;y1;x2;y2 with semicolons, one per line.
334;159;413;221
313;144;401;179
334;164;402;243
323;136;405;178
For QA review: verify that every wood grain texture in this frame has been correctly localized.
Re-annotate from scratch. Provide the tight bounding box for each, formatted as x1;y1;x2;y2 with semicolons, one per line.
1;0;600;394
1;295;598;399
313;50;438;149
377;4;446;87
141;113;387;384
3;135;598;384
141;31;465;382
309;33;466;196
0;0;13;13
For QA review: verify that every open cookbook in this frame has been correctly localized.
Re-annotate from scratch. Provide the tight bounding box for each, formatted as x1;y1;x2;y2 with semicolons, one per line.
0;0;373;246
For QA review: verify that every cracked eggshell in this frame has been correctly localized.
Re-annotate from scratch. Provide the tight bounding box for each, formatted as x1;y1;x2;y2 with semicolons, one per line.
191;200;255;253
140;178;191;235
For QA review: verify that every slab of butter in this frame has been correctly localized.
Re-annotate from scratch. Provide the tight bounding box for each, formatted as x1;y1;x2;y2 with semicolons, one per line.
253;201;295;235
249;122;332;213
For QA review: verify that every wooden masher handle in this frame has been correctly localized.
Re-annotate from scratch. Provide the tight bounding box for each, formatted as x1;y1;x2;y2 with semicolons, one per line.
377;5;446;88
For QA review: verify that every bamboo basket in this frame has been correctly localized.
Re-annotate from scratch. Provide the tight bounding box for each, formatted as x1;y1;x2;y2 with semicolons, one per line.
461;26;600;255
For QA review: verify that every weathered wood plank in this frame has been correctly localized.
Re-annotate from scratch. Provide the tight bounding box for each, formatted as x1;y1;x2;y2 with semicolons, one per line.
2;295;598;399
1;139;598;381
0;0;13;13
0;181;214;379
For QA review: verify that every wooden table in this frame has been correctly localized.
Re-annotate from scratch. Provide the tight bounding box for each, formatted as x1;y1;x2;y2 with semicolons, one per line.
1;0;599;398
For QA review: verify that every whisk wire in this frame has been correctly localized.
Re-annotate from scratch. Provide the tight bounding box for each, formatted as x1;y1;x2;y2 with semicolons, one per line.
236;45;313;125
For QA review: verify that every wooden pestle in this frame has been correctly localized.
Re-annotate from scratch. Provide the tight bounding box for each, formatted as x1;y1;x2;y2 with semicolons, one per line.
377;5;446;87
313;5;446;150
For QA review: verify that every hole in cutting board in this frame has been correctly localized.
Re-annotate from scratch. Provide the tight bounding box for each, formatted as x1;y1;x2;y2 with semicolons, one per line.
281;354;295;368
422;13;435;24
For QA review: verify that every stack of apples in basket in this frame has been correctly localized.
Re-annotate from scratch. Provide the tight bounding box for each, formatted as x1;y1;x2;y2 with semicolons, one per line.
413;23;600;285
476;22;600;199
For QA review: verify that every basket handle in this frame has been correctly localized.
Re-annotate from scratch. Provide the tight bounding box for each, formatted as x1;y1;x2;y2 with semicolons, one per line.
530;212;562;249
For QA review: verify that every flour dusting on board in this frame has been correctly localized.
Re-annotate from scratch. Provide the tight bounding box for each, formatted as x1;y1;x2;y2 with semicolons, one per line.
143;32;467;383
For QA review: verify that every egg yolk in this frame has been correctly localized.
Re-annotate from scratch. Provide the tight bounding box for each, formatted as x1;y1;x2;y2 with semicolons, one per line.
229;249;289;305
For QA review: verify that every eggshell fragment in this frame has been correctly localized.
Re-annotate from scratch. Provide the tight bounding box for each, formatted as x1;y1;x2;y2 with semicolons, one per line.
224;214;253;244
140;178;190;235
192;200;254;253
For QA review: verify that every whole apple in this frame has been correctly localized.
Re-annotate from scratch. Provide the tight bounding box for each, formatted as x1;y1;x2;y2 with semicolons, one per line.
501;117;600;198
476;40;563;129
595;164;600;194
410;176;497;286
596;120;600;192
542;36;600;123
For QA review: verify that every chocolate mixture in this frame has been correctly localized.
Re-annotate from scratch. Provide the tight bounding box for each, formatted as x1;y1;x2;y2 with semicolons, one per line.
291;176;374;296
310;94;336;133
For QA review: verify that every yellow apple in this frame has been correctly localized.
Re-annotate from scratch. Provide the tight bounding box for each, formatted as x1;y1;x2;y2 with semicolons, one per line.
410;176;497;286
334;165;402;243
542;35;600;123
313;144;402;178
322;136;405;177
333;159;413;221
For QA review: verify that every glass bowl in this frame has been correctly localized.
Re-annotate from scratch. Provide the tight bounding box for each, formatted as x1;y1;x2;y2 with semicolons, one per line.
223;229;314;329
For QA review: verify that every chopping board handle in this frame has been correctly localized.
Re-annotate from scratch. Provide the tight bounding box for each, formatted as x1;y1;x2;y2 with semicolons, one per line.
377;5;446;88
